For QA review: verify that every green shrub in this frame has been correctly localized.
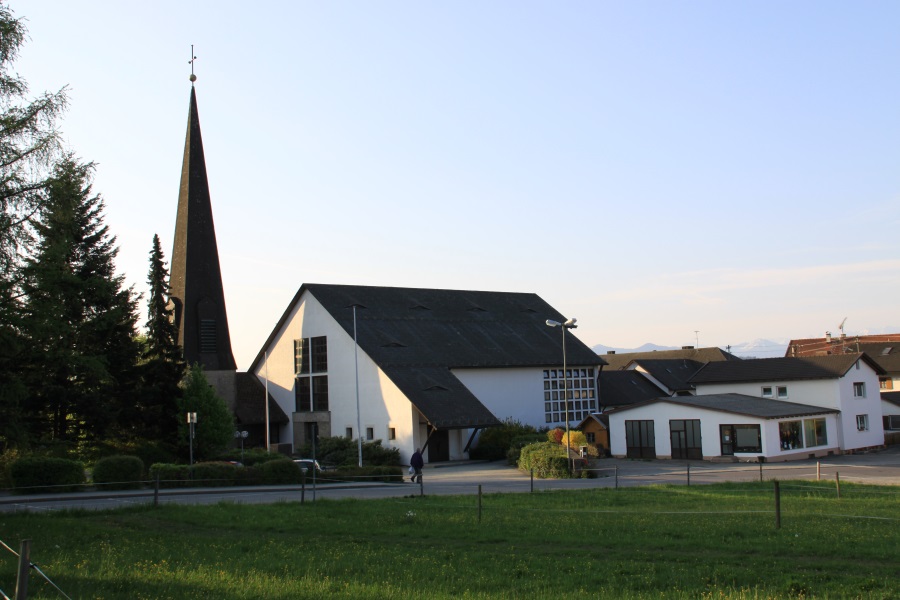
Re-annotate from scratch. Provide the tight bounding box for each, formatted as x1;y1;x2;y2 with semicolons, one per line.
470;419;538;461
0;448;23;489
506;433;547;465
92;455;145;490
149;463;192;488
217;448;284;467
295;437;400;467
258;459;304;485
547;428;564;444
330;465;403;483
192;462;245;487
517;442;574;479
10;456;86;492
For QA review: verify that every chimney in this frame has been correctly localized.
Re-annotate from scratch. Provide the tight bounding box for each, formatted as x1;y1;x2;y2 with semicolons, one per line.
682;346;694;350
825;331;832;343
606;350;616;355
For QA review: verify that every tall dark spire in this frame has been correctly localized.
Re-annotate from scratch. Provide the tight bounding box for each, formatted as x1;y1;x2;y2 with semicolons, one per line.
169;84;237;371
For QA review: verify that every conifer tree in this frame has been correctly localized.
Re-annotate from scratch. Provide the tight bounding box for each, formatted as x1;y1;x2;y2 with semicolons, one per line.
135;234;184;445
21;157;139;442
0;2;68;448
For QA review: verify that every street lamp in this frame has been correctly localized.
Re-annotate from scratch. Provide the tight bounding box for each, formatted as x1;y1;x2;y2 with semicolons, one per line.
546;317;577;468
234;430;248;464
187;412;198;466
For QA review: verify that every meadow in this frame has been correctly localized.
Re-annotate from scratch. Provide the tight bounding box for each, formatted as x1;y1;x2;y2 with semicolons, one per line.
0;481;898;599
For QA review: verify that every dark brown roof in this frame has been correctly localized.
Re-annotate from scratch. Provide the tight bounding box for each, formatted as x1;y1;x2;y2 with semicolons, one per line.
601;347;740;370
785;334;900;376
609;393;839;420
599;369;667;409
250;284;605;429
233;372;289;425
690;353;884;385
168;86;237;371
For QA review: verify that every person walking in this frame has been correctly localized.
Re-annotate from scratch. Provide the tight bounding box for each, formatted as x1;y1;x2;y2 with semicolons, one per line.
410;448;424;483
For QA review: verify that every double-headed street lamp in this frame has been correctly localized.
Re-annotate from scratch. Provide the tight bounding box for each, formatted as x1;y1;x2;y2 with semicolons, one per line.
546;317;577;467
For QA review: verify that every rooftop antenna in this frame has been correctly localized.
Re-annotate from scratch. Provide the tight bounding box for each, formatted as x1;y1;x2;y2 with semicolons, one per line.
838;317;847;337
189;44;197;84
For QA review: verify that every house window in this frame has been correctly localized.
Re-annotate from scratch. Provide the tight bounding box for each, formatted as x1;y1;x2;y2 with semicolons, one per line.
761;386;773;398
542;366;596;424
388;427;396;441
776;386;788;399
733;425;762;453
853;382;866;398
366;427;374;441
803;418;827;447
586;432;596;444
345;427;353;439
856;414;869;431
779;421;803;450
879;378;893;390
295;336;328;412
884;415;900;431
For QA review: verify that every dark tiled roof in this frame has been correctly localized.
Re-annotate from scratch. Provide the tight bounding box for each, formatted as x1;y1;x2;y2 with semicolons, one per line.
234;372;289;425
601;347;740;370
250;284;604;429
609;393;839;420
690;353;885;385
785;334;900;375
599;370;666;409
631;359;705;393
882;391;900;408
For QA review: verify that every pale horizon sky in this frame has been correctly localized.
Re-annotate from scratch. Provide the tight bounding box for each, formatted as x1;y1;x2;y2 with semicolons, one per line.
15;1;900;369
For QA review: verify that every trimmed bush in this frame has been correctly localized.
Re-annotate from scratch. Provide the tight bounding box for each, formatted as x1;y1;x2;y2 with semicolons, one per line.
149;463;192;488
10;456;86;493
217;448;284;467
92;455;145;490
258;459;304;485
295;437;400;467
192;462;245;487
518;442;574;479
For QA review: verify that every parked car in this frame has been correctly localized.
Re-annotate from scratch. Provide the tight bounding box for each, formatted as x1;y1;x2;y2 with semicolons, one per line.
293;459;322;473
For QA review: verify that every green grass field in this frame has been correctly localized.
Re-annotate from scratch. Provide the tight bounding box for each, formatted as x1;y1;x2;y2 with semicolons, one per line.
1;481;898;599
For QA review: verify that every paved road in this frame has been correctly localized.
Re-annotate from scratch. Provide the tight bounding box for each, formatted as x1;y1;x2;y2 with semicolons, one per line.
2;446;898;513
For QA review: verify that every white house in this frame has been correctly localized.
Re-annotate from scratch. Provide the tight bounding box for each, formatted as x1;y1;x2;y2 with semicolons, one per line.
246;284;603;465
607;394;840;461
606;354;885;462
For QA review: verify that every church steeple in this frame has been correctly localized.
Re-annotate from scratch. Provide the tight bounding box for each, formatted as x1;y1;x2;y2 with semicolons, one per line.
169;81;237;371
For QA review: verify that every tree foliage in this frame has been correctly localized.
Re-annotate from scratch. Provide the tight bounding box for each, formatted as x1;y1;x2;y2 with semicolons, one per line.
20;157;139;443
178;365;234;461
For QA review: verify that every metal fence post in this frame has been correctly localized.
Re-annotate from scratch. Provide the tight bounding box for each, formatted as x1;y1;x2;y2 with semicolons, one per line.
15;539;30;600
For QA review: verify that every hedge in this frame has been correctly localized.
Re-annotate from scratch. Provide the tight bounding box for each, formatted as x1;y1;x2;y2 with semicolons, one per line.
10;456;86;493
518;442;576;479
92;455;145;490
329;465;403;483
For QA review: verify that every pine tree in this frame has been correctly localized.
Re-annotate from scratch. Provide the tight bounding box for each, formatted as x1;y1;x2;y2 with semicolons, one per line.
0;2;68;449
178;365;234;461
21;157;139;443
135;234;184;446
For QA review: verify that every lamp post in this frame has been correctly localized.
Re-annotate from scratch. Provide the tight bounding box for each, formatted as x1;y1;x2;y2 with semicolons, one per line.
546;318;577;469
234;430;248;463
187;412;198;466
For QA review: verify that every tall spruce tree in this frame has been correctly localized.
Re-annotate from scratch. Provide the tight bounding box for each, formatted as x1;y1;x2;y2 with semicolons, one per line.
21;157;139;443
136;234;184;446
0;3;68;448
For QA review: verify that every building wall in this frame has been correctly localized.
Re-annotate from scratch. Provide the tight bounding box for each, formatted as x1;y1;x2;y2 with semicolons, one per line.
693;362;883;451
251;291;425;464
608;402;840;461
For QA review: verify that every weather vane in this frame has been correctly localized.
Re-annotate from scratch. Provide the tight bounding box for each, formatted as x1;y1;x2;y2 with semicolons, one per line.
189;44;197;84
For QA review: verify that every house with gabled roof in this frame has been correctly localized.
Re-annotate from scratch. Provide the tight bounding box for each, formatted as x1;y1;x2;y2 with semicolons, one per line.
606;354;884;462
246;284;604;464
786;333;900;392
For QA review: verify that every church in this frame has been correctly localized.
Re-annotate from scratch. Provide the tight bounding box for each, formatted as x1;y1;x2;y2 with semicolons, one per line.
167;77;603;465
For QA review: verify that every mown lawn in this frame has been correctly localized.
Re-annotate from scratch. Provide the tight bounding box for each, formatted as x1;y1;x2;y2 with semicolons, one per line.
0;481;898;599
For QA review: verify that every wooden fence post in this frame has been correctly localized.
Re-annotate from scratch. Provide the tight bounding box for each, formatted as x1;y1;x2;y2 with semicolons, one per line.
774;481;781;529
530;468;534;493
15;539;30;600
816;461;821;481
615;465;618;489
154;473;160;508
687;464;691;486
835;472;841;499
759;462;763;482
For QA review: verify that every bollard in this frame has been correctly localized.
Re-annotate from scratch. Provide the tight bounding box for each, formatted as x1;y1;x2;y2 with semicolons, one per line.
774;481;781;529
835;472;841;499
15;539;30;600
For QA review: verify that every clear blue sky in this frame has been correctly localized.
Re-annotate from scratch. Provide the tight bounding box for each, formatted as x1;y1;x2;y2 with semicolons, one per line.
16;1;900;368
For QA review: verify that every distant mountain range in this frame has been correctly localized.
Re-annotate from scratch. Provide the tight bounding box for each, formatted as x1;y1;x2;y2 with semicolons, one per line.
592;339;790;360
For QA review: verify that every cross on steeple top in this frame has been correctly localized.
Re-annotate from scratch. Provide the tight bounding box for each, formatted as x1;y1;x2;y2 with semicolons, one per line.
189;44;197;84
